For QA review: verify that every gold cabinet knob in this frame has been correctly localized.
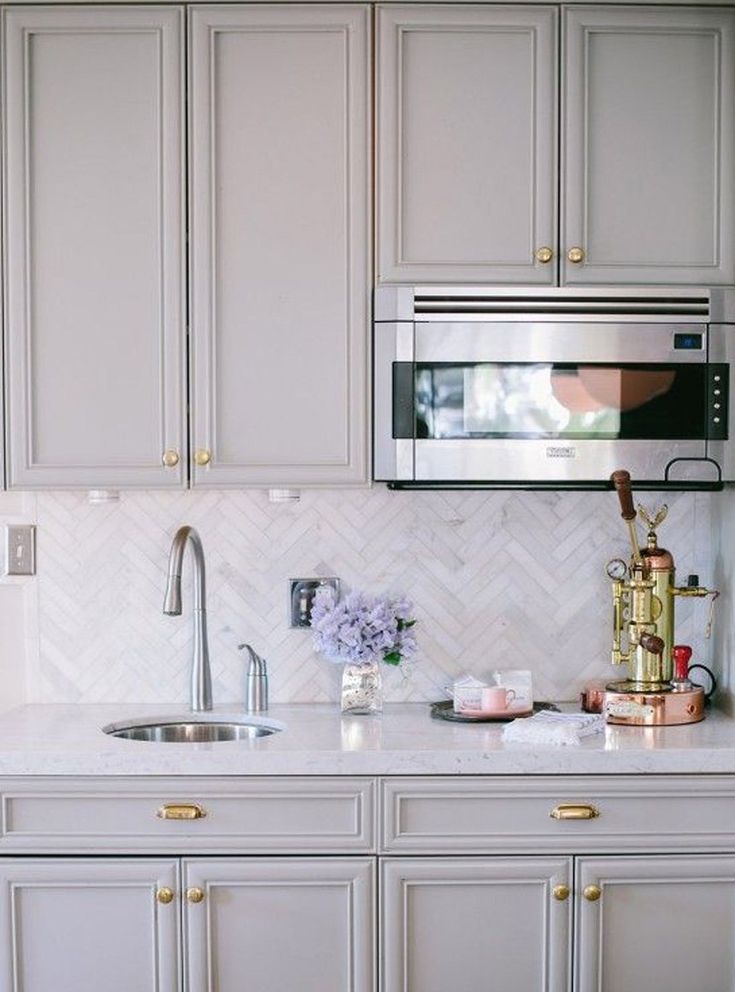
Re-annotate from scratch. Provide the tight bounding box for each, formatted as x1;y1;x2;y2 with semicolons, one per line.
162;450;180;468
567;247;585;264
535;246;553;264
552;884;570;902
550;803;599;820
186;887;205;904
194;449;211;467
584;884;602;902
156;887;175;905
157;803;207;821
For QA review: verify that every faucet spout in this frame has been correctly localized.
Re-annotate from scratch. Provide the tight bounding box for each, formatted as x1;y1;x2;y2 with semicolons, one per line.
163;525;212;712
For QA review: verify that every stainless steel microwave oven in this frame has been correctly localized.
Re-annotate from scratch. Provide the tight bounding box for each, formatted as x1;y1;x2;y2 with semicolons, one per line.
374;286;735;490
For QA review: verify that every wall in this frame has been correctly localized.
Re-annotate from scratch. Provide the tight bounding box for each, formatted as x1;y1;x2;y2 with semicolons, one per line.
0;491;37;711
711;491;735;714
0;487;716;709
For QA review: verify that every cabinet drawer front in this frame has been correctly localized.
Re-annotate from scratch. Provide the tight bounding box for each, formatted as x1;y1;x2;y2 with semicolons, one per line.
382;776;735;854
0;778;375;853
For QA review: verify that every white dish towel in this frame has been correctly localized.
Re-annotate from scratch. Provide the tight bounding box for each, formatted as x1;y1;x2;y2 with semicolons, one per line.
502;711;605;747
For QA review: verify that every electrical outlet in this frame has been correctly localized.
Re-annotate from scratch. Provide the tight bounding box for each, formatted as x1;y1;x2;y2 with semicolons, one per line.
5;525;36;576
289;577;340;628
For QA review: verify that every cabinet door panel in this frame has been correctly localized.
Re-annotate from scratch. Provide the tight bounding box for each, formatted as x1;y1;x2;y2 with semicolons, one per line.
189;6;370;487
3;7;186;488
576;855;735;992
184;858;374;992
0;858;179;992
563;6;735;286
377;5;557;284
382;857;570;992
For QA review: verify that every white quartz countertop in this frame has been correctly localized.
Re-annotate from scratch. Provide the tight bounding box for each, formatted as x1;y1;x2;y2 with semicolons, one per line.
1;702;735;776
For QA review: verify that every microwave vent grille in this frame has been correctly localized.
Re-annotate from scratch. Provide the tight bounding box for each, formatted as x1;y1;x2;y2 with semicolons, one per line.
413;292;710;318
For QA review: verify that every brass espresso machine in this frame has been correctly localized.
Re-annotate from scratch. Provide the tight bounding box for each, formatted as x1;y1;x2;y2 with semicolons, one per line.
604;470;719;726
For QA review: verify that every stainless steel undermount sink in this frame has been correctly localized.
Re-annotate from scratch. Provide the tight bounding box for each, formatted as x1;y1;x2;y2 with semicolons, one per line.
102;715;284;743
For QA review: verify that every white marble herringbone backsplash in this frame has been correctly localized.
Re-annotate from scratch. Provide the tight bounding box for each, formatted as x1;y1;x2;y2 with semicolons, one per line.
8;488;717;705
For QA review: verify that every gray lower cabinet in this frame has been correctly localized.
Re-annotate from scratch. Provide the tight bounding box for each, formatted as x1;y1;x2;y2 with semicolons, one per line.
0;856;374;992
381;857;571;992
2;6;187;489
575;855;735;992
0;858;181;991
184;858;374;991
188;5;370;487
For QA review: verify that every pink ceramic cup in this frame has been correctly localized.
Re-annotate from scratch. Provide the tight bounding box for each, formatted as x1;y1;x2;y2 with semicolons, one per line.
480;686;516;712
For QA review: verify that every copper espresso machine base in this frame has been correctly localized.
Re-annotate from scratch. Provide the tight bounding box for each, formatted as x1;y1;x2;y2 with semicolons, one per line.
604;682;705;726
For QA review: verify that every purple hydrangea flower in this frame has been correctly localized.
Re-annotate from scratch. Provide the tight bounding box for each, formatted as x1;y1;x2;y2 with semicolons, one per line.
311;587;417;667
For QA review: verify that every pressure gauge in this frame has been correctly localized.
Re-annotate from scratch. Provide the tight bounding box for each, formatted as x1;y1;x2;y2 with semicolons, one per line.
606;558;628;581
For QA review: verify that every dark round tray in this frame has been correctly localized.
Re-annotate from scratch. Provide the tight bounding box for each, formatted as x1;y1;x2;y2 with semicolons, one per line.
430;699;560;724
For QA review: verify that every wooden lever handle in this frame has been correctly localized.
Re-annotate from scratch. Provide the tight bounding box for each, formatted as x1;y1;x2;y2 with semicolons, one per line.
611;470;636;521
639;633;665;656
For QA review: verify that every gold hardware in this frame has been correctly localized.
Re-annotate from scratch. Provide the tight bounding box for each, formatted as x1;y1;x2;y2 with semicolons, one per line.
535;246;553;264
567;247;585;264
194;449;211;466
552;884;570;901
550;803;600;820
156;887;175;905
162;450;180;468
157;803;207;821
583;884;602;902
187;887;205;904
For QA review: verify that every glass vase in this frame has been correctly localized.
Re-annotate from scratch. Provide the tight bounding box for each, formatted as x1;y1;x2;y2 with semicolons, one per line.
340;660;383;715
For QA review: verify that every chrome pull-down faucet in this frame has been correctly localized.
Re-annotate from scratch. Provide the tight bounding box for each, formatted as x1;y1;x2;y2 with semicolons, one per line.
163;525;212;712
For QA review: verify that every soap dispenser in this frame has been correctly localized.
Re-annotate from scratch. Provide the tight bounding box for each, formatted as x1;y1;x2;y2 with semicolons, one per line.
239;643;268;713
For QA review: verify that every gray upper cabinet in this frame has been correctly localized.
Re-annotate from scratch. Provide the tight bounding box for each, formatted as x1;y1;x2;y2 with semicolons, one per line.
378;4;735;288
189;5;371;488
377;5;559;285
2;7;187;489
563;6;735;286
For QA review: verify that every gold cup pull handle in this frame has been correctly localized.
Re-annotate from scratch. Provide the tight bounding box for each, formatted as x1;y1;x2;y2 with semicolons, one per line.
584;884;602;902
157;803;207;821
550;803;600;821
187;887;205;904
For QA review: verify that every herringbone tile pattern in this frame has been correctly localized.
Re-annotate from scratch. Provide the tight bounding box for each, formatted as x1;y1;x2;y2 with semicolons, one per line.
28;489;714;705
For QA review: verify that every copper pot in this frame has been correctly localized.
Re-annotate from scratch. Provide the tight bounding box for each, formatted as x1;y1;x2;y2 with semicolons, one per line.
580;681;608;714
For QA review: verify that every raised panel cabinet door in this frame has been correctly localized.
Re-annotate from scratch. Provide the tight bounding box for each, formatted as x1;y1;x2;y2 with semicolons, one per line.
184;858;374;992
189;6;370;487
3;6;187;489
377;5;558;285
381;858;571;992
563;6;735;286
0;858;180;992
575;855;735;992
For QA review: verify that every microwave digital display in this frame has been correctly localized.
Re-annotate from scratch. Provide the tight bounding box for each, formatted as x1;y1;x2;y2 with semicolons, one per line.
414;363;706;441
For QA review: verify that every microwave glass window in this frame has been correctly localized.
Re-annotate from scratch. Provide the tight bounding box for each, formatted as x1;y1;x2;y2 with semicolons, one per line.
414;364;706;440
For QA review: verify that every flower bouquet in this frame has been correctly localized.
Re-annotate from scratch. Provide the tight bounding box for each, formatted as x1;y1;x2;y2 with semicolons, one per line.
311;587;417;713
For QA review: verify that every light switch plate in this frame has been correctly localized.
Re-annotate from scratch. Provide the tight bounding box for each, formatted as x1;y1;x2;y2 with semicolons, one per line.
5;525;36;576
289;577;340;628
